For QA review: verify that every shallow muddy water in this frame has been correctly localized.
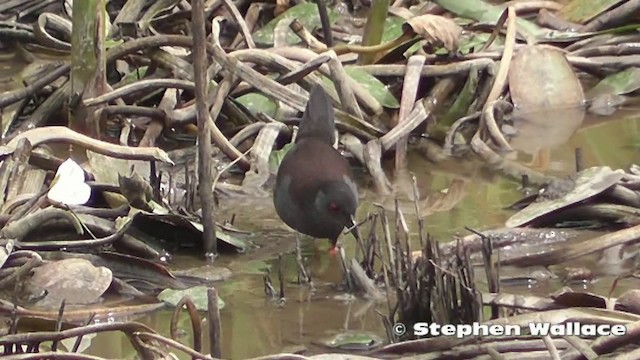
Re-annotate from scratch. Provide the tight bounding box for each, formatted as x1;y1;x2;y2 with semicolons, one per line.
4;58;640;358
104;109;640;359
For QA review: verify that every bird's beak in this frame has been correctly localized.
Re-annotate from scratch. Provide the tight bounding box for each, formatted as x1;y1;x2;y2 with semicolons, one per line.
346;214;360;241
330;215;359;256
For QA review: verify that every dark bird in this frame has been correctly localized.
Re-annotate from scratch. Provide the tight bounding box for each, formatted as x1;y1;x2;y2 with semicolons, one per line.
273;85;358;253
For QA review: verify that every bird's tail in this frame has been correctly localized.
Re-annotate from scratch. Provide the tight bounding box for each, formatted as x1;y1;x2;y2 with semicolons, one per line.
296;85;336;145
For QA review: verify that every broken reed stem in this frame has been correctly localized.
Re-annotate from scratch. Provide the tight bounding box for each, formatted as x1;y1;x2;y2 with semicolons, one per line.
278;253;286;303
395;55;425;171
222;0;255;49
338;246;354;291
326;50;363;119
263;271;276;297
192;0;217;258
290;19;327;50
51;300;66;352
72;313;96;353
575;148;584;172
207;287;222;359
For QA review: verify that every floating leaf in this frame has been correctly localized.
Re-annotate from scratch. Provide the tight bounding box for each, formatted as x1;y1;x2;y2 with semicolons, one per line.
158;285;225;311
252;3;339;45
404;14;462;52
236;93;279;118
324;332;383;351
586;67;640;99
47;158;91;205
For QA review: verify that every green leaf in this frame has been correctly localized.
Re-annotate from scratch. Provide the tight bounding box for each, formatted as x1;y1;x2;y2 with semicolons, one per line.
188;221;248;251
320;70;399;109
236;92;279;118
458;33;496;54
158;286;225;311
558;0;623;24
435;0;550;40
344;67;399;108
105;38;124;49
324;332;383;351
381;16;422;57
252;3;339;46
587;67;640;99
381;16;405;43
270;142;295;172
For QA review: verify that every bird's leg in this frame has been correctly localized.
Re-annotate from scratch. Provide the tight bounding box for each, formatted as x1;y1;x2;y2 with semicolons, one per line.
295;232;314;290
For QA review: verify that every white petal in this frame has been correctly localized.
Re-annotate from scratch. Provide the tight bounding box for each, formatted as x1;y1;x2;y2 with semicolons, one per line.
48;159;91;205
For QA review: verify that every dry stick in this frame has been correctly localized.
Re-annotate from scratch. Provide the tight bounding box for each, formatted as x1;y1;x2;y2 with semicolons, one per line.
83;78;195;106
364;140;392;195
139;88;179;147
474;6;517;150
207;287;222;359
50;300;66;352
2;353;107;360
575;147;584;172
289;19;328;50
560;335;598;359
582;320;640;359
508;0;562;12
266;47;383;116
395;55;425;171
502;223;640;267
193;0;217;258
484;6;517;106
325;50;364;119
315;0;333;47
481;100;513;151
72;313;97;352
0;126;173;163
470;135;551;185
443;112;481;155
207;77;250;172
484;347;507;360
349;258;385;301
356;59;494;77
583;0;640;32
338;246;354;291
278;253;286;303
276;54;331;85
170;296;203;354
222;0;255;48
0;63;70;108
230;2;264;48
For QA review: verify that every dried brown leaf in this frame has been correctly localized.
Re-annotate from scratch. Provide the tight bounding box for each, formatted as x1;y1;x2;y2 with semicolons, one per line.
404;15;462;52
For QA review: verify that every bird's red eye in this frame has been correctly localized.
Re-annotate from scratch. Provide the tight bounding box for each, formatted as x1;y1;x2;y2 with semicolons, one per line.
329;202;340;212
